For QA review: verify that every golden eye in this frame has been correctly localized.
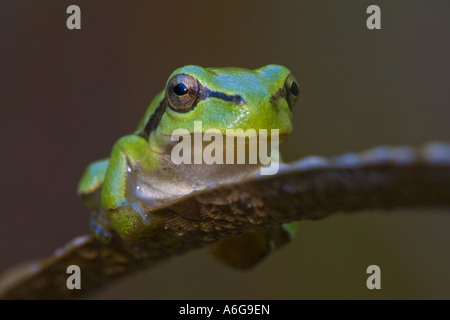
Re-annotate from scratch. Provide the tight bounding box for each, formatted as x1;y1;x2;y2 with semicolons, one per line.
284;74;299;110
166;74;199;112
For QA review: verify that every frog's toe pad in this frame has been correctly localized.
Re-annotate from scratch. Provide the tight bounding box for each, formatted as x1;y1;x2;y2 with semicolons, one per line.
90;220;113;244
106;203;159;243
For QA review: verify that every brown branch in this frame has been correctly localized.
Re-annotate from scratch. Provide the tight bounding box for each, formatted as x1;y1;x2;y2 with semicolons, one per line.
1;143;449;299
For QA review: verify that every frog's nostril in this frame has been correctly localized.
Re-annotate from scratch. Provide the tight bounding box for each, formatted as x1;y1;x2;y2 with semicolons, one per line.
234;95;246;105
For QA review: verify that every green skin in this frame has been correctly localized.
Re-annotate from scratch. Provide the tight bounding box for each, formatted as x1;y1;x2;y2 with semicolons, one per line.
78;65;300;268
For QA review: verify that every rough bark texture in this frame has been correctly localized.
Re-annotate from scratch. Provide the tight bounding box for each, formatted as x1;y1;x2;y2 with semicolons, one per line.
1;143;449;299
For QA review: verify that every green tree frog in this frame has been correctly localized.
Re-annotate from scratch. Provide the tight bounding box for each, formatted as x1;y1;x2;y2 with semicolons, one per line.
78;65;300;268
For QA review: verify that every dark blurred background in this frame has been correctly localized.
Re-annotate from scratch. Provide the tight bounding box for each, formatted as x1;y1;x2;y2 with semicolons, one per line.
1;1;449;299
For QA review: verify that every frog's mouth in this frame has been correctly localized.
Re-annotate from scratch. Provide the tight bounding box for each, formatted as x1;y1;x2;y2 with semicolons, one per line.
162;131;291;141
161;131;290;151
222;132;290;142
159;131;289;165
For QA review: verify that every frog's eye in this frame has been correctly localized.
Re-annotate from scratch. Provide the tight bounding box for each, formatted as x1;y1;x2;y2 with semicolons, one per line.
284;74;299;110
166;74;200;112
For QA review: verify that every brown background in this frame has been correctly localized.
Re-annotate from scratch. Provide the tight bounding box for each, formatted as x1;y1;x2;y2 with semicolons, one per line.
1;1;449;299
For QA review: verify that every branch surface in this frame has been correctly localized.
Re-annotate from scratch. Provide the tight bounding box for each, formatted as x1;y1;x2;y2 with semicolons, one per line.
1;143;449;299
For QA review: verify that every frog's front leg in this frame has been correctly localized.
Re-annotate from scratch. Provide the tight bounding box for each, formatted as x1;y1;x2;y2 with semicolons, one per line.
102;135;161;243
77;159;115;244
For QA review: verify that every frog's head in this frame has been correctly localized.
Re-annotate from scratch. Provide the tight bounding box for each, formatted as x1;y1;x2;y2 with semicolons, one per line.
138;65;299;153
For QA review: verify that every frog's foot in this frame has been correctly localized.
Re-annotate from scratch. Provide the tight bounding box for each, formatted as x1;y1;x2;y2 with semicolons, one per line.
106;202;160;243
90;210;113;244
209;222;299;269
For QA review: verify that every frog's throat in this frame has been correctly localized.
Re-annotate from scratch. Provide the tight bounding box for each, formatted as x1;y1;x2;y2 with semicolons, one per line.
133;158;263;206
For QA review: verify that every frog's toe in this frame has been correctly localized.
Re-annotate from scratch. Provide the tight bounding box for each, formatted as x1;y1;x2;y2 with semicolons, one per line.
106;203;160;243
90;219;112;244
